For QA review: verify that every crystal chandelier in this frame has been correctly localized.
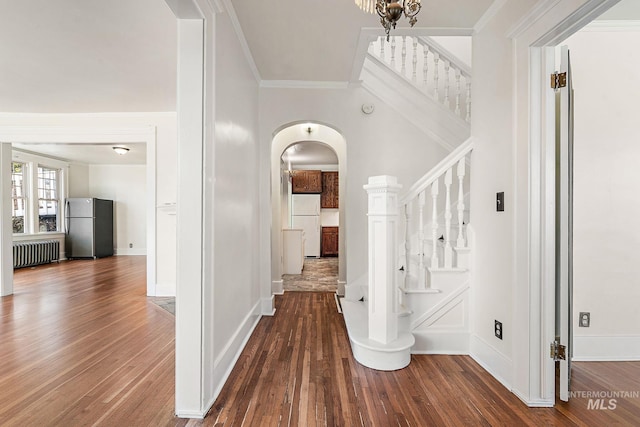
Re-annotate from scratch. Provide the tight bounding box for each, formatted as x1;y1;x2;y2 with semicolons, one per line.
356;0;422;41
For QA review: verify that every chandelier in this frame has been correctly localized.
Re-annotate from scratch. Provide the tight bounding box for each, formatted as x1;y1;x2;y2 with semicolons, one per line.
356;0;422;41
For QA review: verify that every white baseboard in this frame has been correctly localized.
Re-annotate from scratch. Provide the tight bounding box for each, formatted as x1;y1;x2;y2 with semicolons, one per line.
115;248;147;256
153;283;175;297
511;389;554;408
411;331;470;354
272;279;284;295
469;333;513;391
175;410;207;419
573;335;640;361
204;300;262;418
262;295;275;315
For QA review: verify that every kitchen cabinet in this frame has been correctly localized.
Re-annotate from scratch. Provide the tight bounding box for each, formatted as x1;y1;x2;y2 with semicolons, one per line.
291;170;322;193
321;171;339;208
321;226;339;257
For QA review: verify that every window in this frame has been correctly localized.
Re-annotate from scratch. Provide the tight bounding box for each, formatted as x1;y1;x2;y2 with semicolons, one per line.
11;162;26;233
37;166;59;232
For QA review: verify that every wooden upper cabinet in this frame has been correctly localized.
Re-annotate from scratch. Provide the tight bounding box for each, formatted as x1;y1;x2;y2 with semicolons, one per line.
321;172;339;208
291;170;322;193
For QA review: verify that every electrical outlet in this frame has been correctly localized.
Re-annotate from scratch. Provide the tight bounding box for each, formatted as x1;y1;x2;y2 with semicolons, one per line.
495;320;503;340
129;243;133;248
579;312;590;327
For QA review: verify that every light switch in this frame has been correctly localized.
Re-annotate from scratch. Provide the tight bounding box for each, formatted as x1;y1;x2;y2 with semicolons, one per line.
497;192;504;212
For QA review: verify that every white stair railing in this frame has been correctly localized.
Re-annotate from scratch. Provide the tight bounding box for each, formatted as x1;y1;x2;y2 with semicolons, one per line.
368;35;472;122
398;137;474;290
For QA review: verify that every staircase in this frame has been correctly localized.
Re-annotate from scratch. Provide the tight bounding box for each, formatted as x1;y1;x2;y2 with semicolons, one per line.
360;35;471;150
342;36;474;370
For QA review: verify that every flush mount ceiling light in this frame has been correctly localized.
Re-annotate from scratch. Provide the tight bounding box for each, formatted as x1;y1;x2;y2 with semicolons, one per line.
356;0;422;41
112;146;129;155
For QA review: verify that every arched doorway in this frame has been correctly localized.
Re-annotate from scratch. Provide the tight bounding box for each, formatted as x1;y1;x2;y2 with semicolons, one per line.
270;122;347;295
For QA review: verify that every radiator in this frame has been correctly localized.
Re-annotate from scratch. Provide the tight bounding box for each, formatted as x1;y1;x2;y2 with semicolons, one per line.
13;240;60;269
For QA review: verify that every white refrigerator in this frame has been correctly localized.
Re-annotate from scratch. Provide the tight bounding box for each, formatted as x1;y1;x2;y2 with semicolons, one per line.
291;194;321;258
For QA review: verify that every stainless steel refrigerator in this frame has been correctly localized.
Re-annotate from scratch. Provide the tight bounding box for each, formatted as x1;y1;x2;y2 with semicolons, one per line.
65;198;114;259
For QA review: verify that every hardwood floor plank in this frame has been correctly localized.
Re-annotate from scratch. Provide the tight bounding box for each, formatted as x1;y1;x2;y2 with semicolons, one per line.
4;261;640;426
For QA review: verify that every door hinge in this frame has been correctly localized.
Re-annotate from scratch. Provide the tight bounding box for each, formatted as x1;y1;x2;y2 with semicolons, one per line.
551;72;567;90
550;340;566;361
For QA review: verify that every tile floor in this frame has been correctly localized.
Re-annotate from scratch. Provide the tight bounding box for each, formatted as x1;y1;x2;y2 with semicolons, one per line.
283;257;338;292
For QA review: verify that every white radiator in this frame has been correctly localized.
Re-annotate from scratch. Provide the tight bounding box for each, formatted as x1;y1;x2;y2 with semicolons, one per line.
13;240;60;269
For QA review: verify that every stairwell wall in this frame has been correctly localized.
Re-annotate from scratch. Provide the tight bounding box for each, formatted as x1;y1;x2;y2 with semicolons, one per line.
259;86;450;294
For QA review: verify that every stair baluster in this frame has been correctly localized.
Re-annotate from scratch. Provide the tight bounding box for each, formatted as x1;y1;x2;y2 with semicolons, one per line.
433;53;440;102
379;36;385;59
456;158;467;248
404;201;411;289
390;37;396;70
455;70;462;118
401;36;407;76
443;60;451;107
418;191;426;288
430;178;439;269
412;37;418;83
422;44;429;89
443;168;453;268
466;80;472;122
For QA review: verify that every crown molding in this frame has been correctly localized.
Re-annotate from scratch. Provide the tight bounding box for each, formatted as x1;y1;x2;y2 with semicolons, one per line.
221;0;261;82
474;0;508;34
507;0;562;39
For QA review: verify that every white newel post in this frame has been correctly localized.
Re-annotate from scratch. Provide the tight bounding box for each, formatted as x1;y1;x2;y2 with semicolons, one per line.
364;175;402;345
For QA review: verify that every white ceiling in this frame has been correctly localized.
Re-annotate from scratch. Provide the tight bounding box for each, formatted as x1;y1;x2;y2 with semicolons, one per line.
12;143;146;165
232;0;493;82
0;0;177;113
597;0;640;20
282;141;338;166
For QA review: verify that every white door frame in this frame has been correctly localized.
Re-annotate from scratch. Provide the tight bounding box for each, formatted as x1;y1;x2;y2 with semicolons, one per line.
0;125;157;295
522;0;621;406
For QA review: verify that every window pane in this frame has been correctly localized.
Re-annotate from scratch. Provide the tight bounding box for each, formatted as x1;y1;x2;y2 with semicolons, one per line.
37;166;59;232
11;162;25;233
39;200;58;232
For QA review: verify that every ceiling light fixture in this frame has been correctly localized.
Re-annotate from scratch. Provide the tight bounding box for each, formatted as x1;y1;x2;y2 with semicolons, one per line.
356;0;422;41
112;147;130;155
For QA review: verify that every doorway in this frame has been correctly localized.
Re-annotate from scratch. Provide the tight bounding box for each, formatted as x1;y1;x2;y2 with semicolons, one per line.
281;140;339;292
270;122;347;296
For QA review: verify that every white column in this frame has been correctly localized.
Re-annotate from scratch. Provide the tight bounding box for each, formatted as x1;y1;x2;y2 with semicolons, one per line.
403;201;411;289
364;175;402;345
0;143;13;296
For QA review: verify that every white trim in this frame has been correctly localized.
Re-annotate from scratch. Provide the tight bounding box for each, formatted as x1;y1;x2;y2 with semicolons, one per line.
262;295;276;315
469;333;513;391
115;248;147;256
0;112;176;119
582;20;640;31
220;0;261;82
271;279;284;296
0;124;157;296
474;0;508;34
260;80;350;90
511;389;554;408
507;0;562;39
411;331;470;354
573;335;640;361
153;282;175;297
204;301;262;417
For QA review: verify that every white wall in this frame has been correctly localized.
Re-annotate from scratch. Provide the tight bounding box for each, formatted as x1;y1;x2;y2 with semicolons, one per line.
260;86;451;293
88;164;147;255
68;163;89;197
565;28;640;360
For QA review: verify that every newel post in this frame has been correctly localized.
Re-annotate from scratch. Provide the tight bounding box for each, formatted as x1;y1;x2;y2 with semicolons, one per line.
364;175;402;344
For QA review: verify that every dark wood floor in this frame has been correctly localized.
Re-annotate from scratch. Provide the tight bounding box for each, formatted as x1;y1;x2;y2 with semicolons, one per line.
3;258;639;426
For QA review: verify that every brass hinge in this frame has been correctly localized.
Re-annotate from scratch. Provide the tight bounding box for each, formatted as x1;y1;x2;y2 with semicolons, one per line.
551;72;567;90
550;340;566;361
